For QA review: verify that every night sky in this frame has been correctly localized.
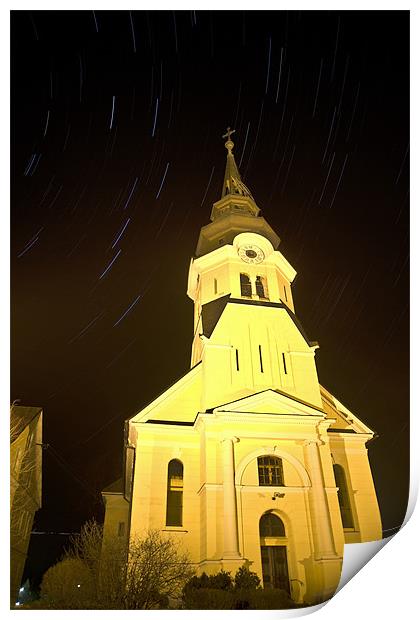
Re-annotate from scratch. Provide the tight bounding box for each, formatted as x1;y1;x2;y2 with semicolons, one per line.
11;10;409;584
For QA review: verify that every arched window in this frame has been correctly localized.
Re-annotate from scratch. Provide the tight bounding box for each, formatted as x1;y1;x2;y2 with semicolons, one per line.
258;456;284;486
333;464;354;528
259;512;286;537
166;459;183;526
255;275;267;299
240;273;252;297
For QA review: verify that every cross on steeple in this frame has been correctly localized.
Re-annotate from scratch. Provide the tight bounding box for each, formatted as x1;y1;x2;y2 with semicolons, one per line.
222;126;236;142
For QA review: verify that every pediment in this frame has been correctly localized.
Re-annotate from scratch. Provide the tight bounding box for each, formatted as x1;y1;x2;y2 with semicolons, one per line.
212;389;325;418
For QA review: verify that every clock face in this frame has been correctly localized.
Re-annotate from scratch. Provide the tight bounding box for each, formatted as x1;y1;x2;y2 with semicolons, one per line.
238;244;265;264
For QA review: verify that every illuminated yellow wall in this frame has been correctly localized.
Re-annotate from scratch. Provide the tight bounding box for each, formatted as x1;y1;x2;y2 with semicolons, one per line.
103;229;382;606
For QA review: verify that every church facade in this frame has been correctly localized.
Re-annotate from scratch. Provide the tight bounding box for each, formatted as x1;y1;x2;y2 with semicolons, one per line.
102;131;382;605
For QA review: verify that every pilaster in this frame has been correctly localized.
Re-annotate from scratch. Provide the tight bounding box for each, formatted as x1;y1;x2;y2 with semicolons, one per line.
220;436;241;560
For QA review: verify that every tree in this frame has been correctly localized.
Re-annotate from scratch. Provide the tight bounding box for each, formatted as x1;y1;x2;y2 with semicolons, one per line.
123;529;194;609
39;520;193;609
40;558;95;609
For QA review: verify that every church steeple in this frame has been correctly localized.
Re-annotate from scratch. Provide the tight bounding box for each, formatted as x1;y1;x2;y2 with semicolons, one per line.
221;127;254;200
195;128;280;257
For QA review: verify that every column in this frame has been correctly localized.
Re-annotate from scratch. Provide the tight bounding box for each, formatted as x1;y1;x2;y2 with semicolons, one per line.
304;440;337;559
221;436;240;559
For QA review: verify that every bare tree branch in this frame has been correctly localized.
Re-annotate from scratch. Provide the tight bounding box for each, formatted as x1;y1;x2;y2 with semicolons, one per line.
39;520;194;609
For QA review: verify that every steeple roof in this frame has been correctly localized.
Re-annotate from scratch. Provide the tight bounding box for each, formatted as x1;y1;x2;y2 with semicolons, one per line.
221;127;254;200
195;128;280;256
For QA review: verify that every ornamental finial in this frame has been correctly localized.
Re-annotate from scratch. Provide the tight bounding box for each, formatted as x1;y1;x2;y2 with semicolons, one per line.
222;126;236;152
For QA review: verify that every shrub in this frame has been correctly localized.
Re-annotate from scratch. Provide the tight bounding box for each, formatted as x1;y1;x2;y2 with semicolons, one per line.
182;567;296;610
247;588;296;609
232;590;253;609
184;573;210;590
182;570;232;599
183;588;235;609
233;565;261;590
207;570;233;591
40;557;95;609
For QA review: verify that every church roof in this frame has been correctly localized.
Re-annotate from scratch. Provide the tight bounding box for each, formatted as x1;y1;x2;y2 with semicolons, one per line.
129;361;203;425
201;294;231;338
102;477;124;494
199;294;318;346
196;128;281;255
320;384;376;436
221;127;254;200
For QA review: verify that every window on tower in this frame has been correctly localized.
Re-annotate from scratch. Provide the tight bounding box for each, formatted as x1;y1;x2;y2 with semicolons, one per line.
282;353;288;375
256;275;268;299
166;459;184;526
333;463;354;529
240;273;252;297
258;456;284;486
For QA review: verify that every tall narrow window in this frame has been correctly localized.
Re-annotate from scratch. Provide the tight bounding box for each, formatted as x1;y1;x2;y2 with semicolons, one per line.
282;353;288;374
166;459;184;526
256;276;267;299
333;464;354;528
240;273;252;297
283;285;288;302
259;345;264;372
258;456;284;486
214;278;218;294
235;349;239;371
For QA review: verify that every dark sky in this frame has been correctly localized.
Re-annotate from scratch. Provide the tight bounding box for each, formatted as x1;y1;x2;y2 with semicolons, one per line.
11;10;409;582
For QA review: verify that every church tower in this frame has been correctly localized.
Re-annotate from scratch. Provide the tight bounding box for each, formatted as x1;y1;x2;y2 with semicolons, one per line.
102;130;382;606
188;128;321;412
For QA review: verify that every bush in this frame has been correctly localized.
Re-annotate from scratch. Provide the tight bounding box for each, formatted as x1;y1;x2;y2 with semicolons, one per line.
247;588;296;609
40;558;95;609
183;588;235;610
233;565;261;590
182;566;297;609
182;569;233;598
183;573;210;592
232;590;253;609
208;570;233;591
182;571;232;609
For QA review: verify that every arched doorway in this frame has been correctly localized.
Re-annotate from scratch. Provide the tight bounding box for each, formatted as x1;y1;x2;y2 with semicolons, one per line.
259;512;290;593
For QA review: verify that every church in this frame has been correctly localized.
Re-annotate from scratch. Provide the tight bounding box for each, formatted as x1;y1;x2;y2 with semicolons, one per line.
102;129;382;605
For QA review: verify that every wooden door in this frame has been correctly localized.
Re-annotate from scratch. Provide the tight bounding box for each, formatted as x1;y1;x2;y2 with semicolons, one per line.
260;545;290;593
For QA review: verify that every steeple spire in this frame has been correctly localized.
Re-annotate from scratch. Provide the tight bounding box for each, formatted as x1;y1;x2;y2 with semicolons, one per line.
221;127;254;200
195;128;280;256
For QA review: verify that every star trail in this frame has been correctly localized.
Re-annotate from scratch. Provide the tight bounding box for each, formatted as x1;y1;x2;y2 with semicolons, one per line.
11;10;409;587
